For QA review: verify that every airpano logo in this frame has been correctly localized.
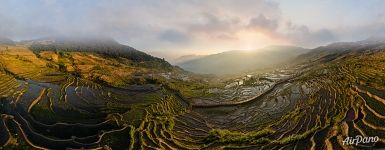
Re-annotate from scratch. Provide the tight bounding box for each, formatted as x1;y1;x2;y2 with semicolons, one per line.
343;135;379;146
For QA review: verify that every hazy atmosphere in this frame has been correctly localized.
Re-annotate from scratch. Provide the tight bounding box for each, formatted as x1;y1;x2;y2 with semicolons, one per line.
1;0;385;60
2;1;385;149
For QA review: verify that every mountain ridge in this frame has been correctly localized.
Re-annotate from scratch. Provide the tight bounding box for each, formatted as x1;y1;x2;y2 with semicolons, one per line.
27;36;171;66
295;36;385;64
177;45;309;75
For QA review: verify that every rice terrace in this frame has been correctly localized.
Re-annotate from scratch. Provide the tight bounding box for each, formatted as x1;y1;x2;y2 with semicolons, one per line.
1;0;385;150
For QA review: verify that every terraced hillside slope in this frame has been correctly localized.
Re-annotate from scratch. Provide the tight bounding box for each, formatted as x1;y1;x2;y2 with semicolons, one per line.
0;42;197;149
1;39;385;149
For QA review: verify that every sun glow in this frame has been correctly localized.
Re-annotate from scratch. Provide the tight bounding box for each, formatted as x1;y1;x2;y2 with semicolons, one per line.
235;30;289;51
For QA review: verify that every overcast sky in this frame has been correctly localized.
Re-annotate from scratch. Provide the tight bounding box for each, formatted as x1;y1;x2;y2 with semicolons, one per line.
1;0;385;60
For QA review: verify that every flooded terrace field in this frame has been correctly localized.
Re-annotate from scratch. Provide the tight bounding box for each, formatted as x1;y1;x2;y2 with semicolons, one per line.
0;73;172;149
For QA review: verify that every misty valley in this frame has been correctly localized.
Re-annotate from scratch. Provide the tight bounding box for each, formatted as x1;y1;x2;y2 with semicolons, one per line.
0;37;385;150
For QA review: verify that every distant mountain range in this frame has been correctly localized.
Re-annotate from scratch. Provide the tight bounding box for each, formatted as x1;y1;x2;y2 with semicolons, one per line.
3;36;385;76
176;37;385;75
171;54;207;64
177;46;310;75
